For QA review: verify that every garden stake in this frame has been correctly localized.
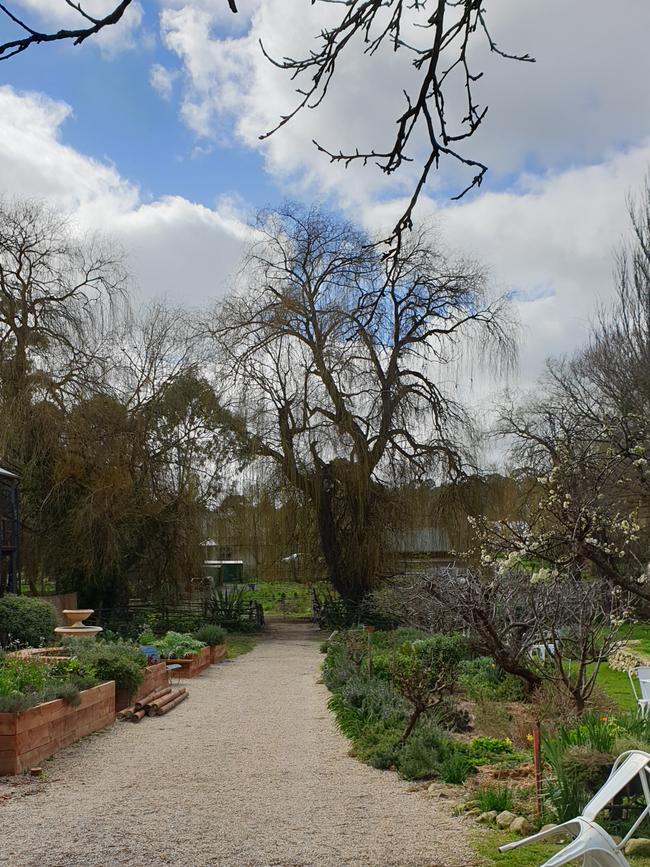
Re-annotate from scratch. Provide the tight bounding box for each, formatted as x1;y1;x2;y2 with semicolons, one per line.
532;722;543;816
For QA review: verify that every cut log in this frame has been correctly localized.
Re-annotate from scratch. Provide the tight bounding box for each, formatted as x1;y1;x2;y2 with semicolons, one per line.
134;686;171;711
117;706;135;721
146;688;186;716
157;690;189;715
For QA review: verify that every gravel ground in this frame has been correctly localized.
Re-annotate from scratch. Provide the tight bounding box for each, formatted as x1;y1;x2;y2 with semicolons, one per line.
0;622;476;867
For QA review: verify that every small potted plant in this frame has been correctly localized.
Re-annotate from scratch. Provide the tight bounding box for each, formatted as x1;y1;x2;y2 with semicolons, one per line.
194;625;228;664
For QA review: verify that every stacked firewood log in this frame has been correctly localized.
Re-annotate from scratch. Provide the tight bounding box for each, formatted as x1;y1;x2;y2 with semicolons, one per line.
117;686;188;722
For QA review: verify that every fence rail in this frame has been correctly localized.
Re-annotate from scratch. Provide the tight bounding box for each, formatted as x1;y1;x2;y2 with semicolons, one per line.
85;596;264;635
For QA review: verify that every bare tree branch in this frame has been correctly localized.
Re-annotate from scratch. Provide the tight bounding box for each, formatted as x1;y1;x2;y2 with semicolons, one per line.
0;0;237;61
261;1;534;255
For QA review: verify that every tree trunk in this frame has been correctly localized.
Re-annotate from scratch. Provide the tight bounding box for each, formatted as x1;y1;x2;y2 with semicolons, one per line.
401;707;421;742
315;471;375;603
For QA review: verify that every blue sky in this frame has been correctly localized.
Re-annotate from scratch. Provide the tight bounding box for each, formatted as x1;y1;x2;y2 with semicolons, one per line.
0;12;277;208
0;0;650;400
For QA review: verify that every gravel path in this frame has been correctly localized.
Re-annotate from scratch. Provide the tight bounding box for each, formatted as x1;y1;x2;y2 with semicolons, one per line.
0;622;476;867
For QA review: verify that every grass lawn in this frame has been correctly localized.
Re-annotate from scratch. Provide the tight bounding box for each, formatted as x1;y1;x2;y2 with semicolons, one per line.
243;581;319;619
476;829;650;866
227;635;257;659
594;663;637;713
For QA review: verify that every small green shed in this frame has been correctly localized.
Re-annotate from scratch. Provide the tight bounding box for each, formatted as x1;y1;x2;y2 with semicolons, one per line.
204;560;244;585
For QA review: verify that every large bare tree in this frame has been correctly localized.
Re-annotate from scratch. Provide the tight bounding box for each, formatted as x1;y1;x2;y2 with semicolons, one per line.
206;205;513;601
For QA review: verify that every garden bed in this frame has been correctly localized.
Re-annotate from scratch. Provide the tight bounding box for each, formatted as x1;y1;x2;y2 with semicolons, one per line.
115;662;169;713
165;645;211;678
0;681;115;775
209;643;227;665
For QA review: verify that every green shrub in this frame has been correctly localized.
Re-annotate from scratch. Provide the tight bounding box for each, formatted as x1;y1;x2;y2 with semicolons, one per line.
322;635;360;691
154;631;205;660
0;595;56;648
390;633;469;739
207;586;246;629
368;627;430;651
471;784;514;814
339;673;406;725
94;654;144;695
193;624;227;646
459;657;525;702
61;638;147;695
438;751;472;784
48;681;81;706
397;721;452;780
542;713;619;823
465;736;515;764
354;720;403;770
328;692;366;740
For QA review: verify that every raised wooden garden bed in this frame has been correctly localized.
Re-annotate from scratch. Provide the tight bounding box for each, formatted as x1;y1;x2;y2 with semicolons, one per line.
165;645;211;678
115;662;169;713
209;643;227;665
0;681;115;775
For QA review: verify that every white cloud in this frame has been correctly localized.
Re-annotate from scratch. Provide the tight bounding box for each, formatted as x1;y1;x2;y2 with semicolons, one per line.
360;143;650;396
158;0;650;203
149;63;177;101
154;0;650;392
0;85;247;307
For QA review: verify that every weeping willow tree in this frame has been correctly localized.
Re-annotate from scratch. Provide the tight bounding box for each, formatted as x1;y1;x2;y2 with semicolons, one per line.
0;198;227;604
207;205;514;602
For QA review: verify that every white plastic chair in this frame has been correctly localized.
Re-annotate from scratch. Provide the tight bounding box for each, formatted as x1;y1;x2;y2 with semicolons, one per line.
498;750;650;866
628;667;650;717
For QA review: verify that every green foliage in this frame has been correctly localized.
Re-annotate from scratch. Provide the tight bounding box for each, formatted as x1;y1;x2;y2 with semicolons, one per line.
354;720;403;770
243;581;314;618
154;631;205;660
206;586;261;631
459;657;525;702
438;751;472;784
193;624;227;646
0;653;97;712
396;718;453;780
61;638;147;695
369;627;430;649
328;692;366;740
542;712;626;824
465;736;516;764
0;655;48;693
471;784;514;814
93;655;144;696
47;657;97;691
390;633;469;736
0;595;56;648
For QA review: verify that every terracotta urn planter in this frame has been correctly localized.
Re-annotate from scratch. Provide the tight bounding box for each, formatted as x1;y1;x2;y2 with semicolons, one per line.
0;681;115;775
